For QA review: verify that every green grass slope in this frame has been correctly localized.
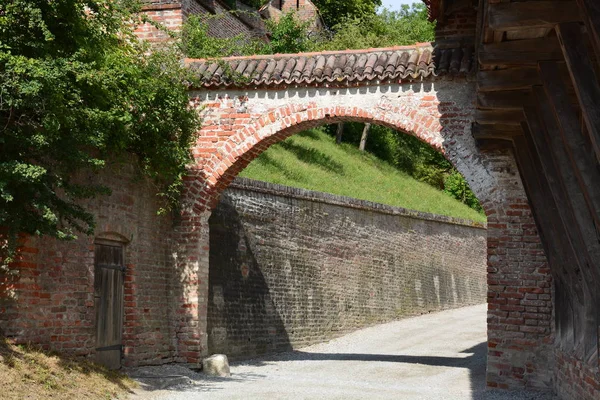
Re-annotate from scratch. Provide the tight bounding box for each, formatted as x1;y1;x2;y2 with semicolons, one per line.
238;129;487;223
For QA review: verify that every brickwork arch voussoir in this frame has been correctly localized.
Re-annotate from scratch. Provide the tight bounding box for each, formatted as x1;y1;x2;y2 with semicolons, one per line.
190;100;496;214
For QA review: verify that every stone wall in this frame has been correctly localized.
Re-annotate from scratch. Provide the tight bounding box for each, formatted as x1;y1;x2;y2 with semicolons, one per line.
207;178;488;360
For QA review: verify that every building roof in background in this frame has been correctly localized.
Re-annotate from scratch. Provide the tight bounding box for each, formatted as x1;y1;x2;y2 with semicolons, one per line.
188;43;474;88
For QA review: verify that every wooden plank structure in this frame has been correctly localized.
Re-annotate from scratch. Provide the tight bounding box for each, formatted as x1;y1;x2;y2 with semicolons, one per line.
466;0;600;375
94;242;125;370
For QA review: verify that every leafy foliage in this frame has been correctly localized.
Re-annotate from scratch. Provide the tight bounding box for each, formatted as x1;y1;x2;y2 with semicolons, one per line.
0;0;200;248
312;0;382;29
262;11;312;54
327;122;483;214
180;10;311;57
179;14;261;58
315;4;435;50
444;171;483;213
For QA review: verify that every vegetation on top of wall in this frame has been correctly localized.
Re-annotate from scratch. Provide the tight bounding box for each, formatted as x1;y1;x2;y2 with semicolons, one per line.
0;0;201;251
179;11;312;58
180;3;433;56
239;128;487;222
312;0;382;30
316;4;435;50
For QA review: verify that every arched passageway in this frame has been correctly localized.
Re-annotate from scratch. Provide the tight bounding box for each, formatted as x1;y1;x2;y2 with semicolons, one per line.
168;45;554;392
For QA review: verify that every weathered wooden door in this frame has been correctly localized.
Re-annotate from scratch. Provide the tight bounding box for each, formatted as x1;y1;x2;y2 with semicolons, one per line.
94;242;125;369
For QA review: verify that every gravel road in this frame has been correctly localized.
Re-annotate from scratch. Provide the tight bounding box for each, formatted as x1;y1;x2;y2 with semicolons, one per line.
128;304;556;400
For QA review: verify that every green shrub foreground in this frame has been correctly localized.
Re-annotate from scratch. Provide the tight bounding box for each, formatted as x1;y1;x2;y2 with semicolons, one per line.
0;0;200;250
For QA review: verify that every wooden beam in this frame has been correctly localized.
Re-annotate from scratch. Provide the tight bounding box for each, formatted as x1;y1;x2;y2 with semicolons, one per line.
538;62;600;231
478;67;540;91
523;109;600;361
475;109;524;125
475;139;514;151
556;22;600;163
472;123;523;140
575;0;600;62
479;37;562;66
489;1;581;31
513;133;581;350
477;90;532;110
525;103;600;282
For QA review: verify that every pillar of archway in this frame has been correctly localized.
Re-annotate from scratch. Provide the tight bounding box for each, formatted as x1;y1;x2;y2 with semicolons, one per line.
170;78;554;389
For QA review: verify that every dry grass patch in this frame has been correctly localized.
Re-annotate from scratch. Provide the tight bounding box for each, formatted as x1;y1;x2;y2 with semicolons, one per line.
0;337;136;400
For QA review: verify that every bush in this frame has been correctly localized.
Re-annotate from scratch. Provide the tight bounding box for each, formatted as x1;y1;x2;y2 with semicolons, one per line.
0;0;200;250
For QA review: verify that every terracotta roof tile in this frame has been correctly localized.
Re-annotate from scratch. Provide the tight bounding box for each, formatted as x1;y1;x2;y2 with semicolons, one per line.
187;44;474;88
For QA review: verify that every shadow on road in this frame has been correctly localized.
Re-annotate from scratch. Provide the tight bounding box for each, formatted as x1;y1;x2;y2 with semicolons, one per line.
245;341;487;368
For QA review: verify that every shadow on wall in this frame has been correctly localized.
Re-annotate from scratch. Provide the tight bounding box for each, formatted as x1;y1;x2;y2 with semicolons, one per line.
208;200;292;360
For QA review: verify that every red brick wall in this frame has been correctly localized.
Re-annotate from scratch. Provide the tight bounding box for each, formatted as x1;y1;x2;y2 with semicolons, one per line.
435;6;478;44
184;80;555;390
482;147;554;390
135;4;184;43
555;348;600;399
0;162;186;366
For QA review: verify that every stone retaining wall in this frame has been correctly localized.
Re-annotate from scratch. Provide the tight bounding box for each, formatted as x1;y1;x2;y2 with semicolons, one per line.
207;178;488;359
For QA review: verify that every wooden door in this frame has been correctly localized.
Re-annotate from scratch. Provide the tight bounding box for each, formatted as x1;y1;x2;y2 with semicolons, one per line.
94;242;125;369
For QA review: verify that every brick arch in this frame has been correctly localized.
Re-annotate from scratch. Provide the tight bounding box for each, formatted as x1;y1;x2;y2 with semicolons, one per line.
189;101;498;214
171;83;555;390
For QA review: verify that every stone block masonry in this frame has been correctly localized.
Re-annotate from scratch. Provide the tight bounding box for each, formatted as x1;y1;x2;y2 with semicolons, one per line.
207;178;488;360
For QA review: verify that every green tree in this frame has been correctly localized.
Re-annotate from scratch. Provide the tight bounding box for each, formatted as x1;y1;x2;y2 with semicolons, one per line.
315;4;434;50
444;171;483;213
180;14;259;58
237;0;265;8
262;11;312;54
0;0;200;249
313;0;381;29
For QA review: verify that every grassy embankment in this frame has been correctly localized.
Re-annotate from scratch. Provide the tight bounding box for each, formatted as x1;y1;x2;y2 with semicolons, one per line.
239;128;486;223
0;338;136;400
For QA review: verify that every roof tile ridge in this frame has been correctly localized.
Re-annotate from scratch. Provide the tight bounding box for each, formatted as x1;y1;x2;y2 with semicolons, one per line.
184;43;435;64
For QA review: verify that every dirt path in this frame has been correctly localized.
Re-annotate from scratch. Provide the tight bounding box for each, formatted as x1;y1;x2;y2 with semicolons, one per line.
128;305;555;400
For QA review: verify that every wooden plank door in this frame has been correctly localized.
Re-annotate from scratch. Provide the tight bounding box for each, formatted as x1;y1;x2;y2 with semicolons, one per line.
94;242;125;370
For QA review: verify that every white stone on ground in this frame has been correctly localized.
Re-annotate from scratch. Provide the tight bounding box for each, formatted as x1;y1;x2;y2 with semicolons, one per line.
202;354;231;377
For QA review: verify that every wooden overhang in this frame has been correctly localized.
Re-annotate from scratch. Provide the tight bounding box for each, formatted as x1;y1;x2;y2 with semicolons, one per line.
470;0;600;364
